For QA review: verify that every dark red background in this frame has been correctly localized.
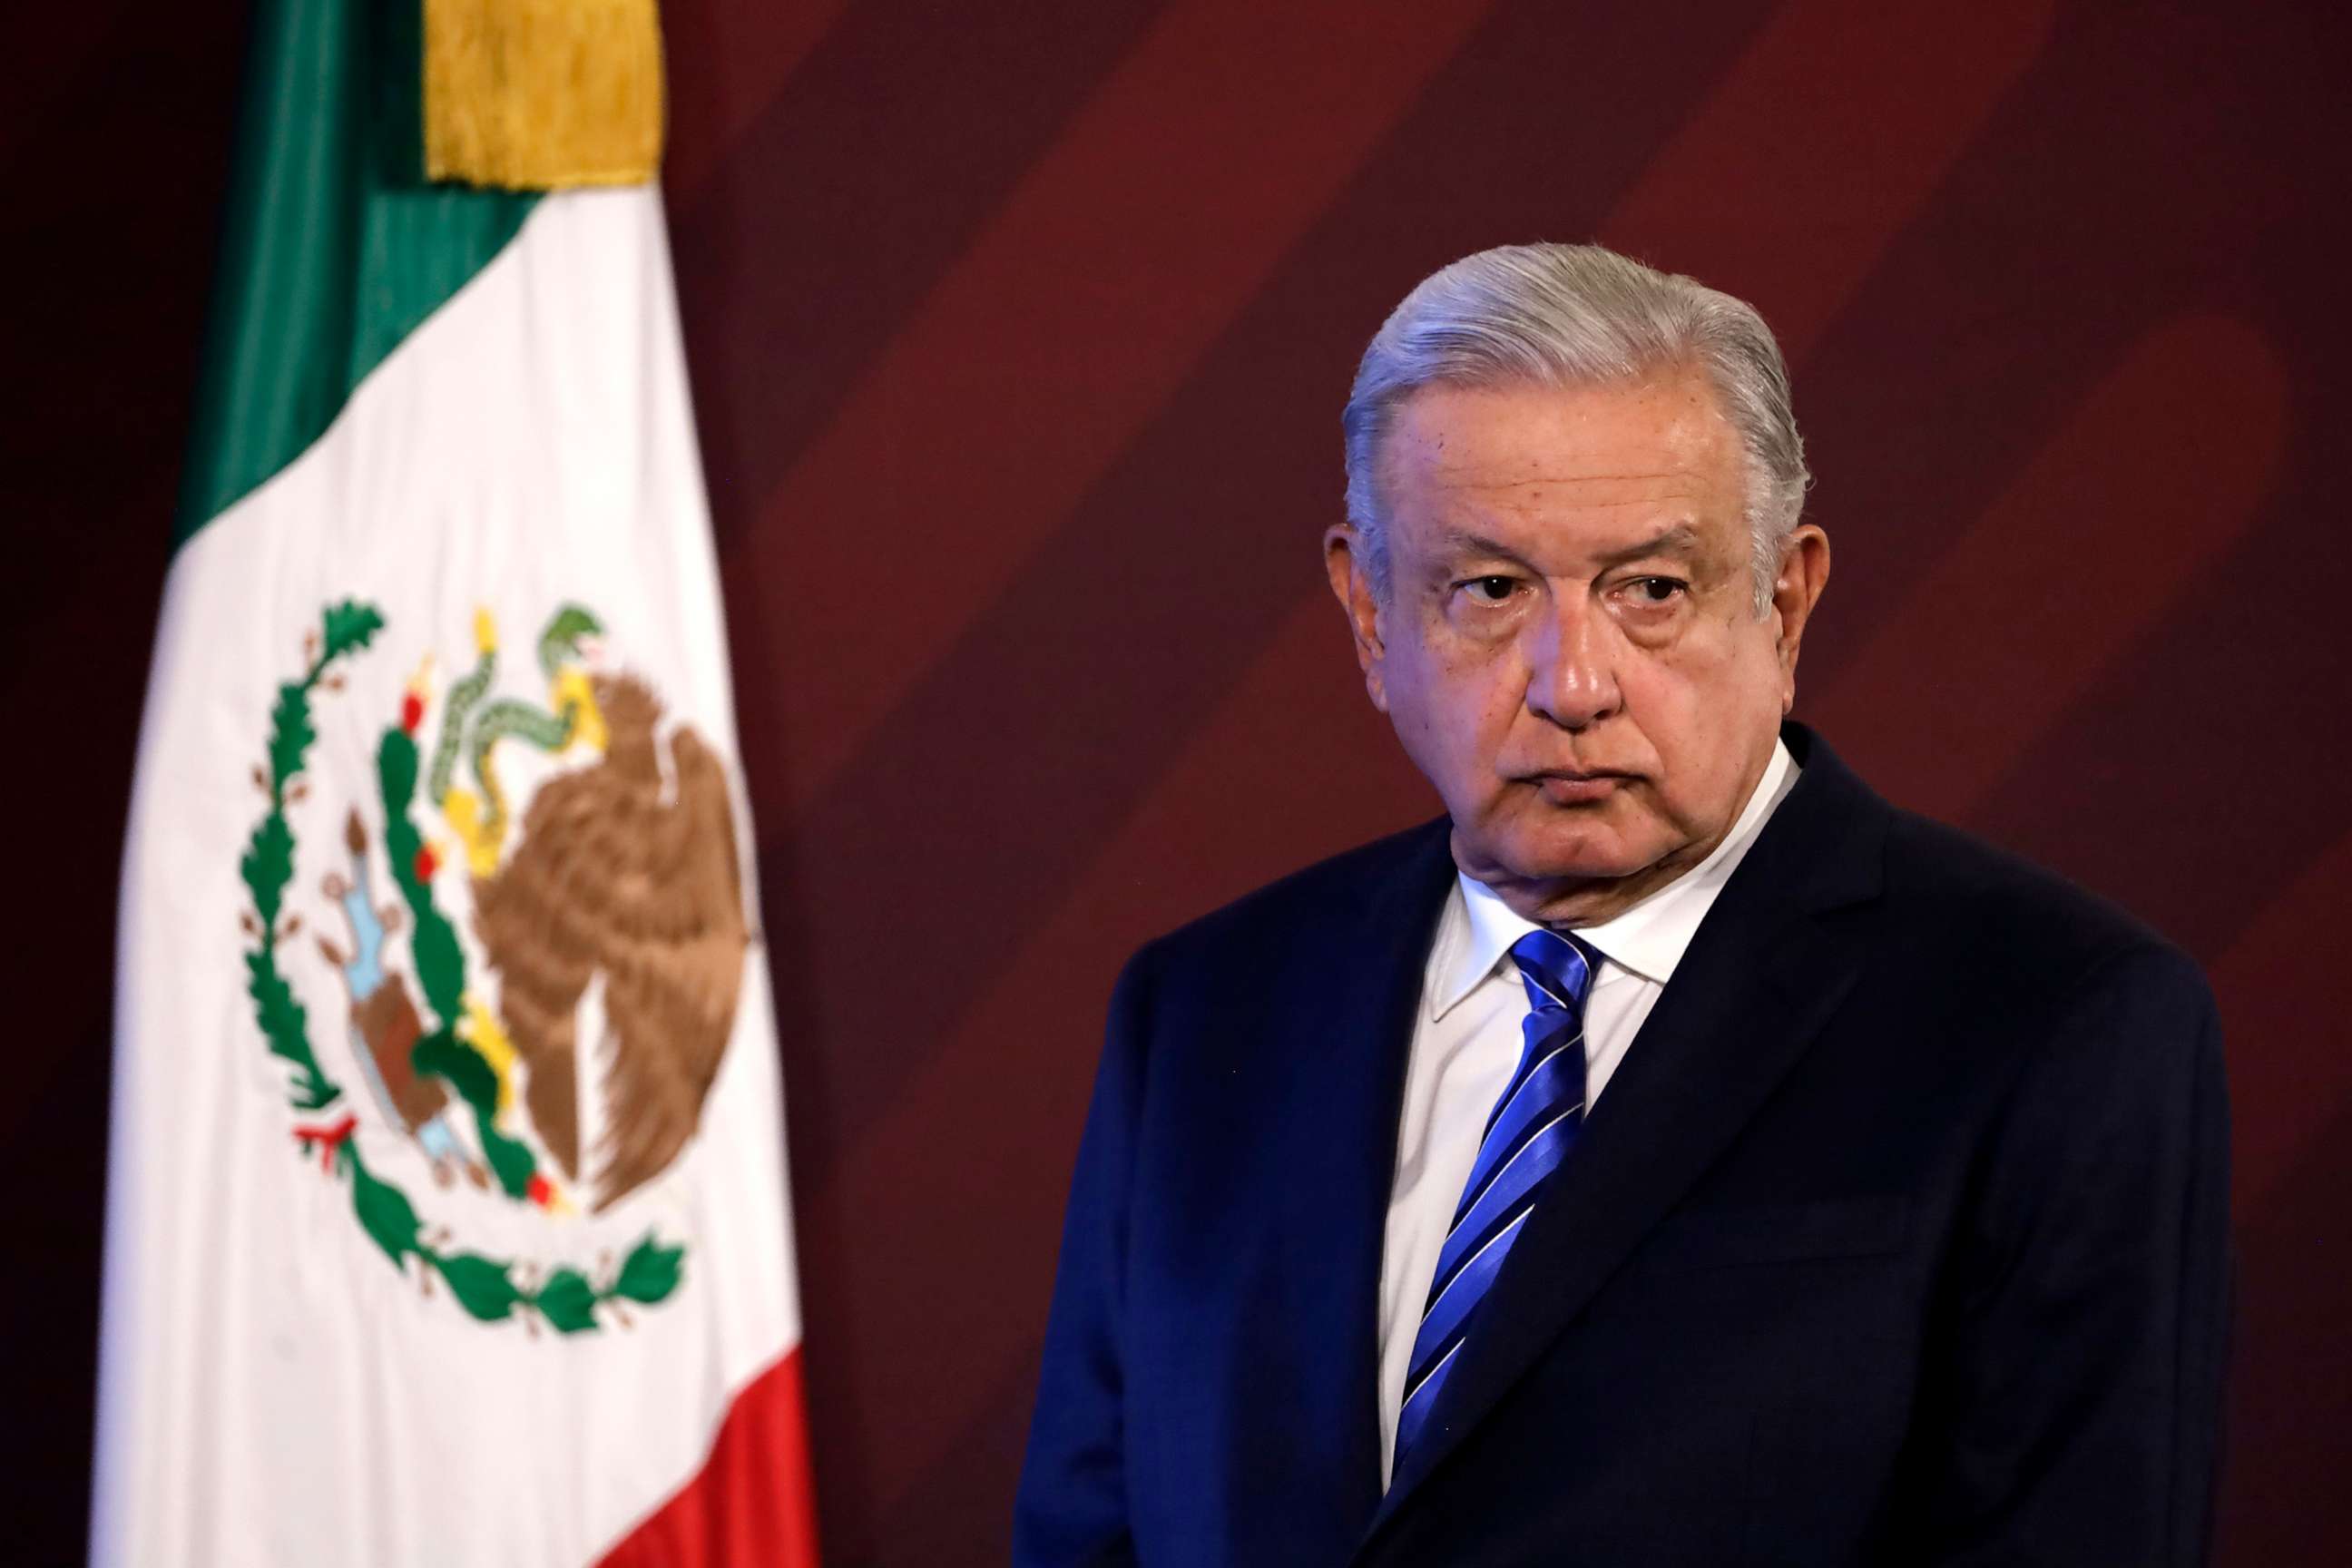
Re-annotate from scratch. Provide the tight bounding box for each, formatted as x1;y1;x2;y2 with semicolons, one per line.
6;2;2349;1563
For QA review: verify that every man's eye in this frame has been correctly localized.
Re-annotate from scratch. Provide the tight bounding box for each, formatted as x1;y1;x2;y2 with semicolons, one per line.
1460;575;1518;603
1627;577;1687;604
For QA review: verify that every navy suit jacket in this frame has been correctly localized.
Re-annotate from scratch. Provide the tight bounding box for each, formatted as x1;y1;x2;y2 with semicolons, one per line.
1014;724;2230;1566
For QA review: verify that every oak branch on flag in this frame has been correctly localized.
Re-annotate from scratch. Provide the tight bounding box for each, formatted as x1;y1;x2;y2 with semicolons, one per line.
92;1;819;1563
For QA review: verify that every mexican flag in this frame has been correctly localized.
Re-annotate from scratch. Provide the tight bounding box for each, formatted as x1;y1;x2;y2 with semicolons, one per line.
90;1;820;1563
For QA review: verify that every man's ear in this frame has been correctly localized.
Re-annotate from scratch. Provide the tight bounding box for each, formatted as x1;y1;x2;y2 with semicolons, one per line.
1769;524;1831;713
1324;524;1390;712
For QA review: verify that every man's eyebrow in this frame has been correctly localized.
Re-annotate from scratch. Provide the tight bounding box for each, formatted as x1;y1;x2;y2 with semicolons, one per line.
1435;529;1532;562
1590;523;1703;570
1434;522;1706;571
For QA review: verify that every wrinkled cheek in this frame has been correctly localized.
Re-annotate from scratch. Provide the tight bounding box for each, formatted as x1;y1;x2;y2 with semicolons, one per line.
1642;714;1763;842
1375;662;1445;777
1390;673;1500;815
1456;699;1530;818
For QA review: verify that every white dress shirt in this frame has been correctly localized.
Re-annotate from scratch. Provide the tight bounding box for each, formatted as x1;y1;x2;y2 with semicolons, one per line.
1375;739;1800;1479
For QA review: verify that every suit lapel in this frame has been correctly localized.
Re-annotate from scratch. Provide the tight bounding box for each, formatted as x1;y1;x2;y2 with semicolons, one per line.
1367;726;1887;1535
1279;821;1461;1523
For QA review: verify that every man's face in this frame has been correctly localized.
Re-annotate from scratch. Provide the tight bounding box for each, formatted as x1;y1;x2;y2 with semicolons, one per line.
1325;370;1829;924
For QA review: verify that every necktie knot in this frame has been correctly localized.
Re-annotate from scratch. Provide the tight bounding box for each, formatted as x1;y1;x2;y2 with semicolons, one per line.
1508;928;1599;1020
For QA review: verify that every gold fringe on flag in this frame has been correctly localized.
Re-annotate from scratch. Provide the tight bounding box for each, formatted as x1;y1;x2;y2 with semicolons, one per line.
424;0;665;190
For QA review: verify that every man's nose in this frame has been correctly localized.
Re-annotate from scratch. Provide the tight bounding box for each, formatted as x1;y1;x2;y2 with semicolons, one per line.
1524;596;1622;730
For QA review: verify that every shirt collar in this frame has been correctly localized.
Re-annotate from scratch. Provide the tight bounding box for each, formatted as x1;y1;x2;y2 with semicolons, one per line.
1425;738;1799;1021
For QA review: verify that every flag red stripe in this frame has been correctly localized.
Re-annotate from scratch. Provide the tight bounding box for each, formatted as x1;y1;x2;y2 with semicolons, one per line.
595;1350;821;1568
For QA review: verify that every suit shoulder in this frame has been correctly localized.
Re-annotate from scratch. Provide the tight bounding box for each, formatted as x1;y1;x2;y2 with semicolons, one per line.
1127;818;1448;981
1878;805;2208;1006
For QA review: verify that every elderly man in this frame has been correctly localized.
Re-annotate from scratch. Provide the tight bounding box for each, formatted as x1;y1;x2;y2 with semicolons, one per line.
1014;244;2229;1567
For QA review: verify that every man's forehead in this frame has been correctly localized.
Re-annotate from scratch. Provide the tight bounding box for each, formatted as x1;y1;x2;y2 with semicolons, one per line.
1388;374;1731;475
1382;374;1747;553
1420;463;1720;511
1431;518;1709;563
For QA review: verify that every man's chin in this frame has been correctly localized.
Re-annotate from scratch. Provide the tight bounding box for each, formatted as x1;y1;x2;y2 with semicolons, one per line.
1450;823;1660;896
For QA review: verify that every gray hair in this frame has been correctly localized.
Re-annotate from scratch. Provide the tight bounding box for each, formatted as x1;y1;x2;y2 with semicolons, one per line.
1340;242;1810;612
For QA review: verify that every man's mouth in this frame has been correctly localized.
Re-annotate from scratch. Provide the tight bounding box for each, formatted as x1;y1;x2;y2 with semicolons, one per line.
1524;769;1632;805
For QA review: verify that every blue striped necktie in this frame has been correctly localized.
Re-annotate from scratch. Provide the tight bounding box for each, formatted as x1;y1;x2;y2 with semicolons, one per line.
1395;927;1599;1463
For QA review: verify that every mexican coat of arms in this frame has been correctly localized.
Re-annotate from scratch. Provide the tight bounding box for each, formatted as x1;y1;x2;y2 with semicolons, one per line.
236;599;750;1333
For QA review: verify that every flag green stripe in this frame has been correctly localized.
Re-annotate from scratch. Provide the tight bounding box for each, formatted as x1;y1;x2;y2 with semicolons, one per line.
175;0;536;550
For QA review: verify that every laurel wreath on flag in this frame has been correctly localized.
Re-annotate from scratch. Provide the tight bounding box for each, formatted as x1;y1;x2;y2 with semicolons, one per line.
235;599;684;1333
